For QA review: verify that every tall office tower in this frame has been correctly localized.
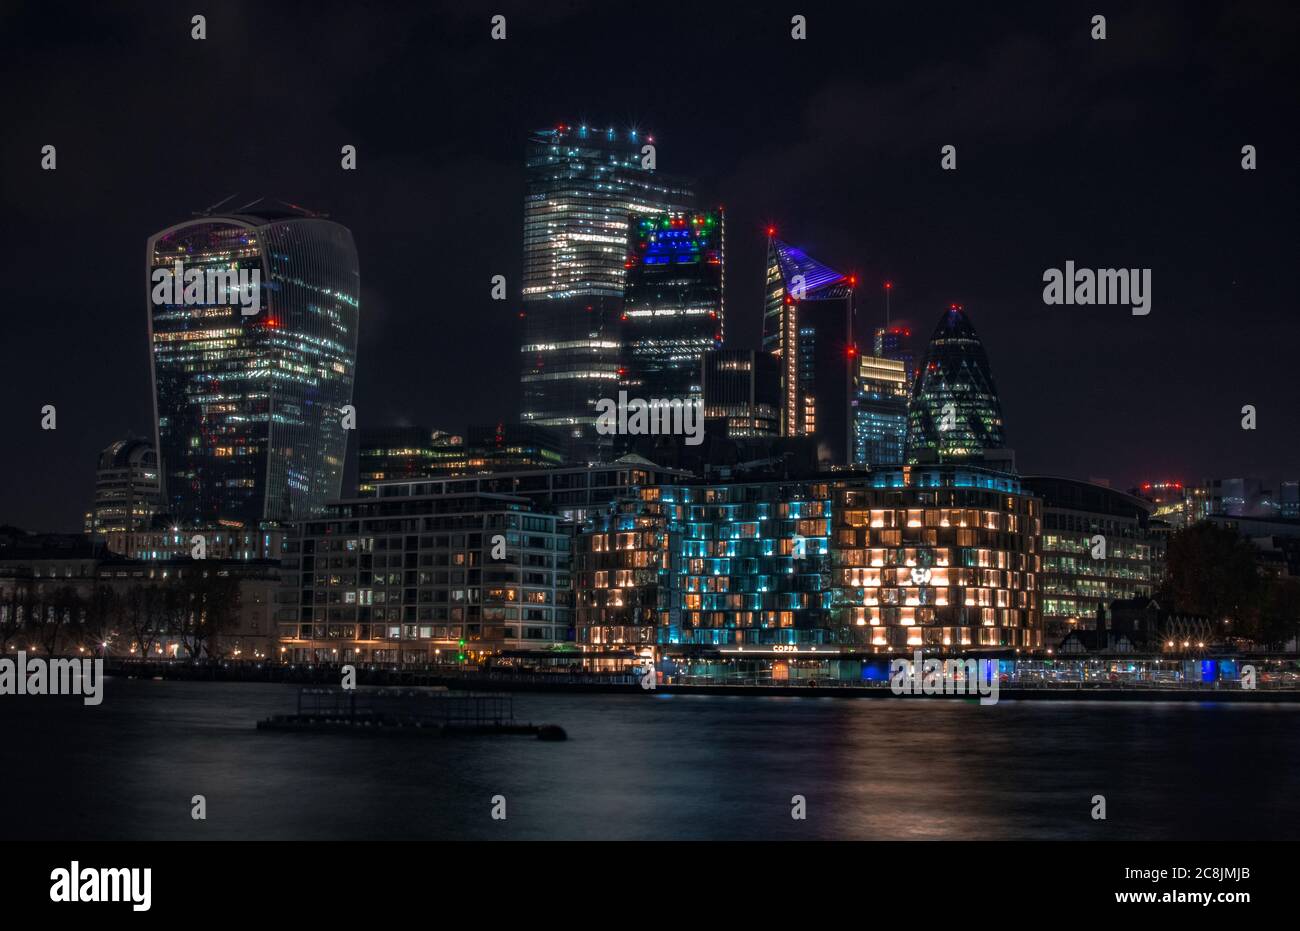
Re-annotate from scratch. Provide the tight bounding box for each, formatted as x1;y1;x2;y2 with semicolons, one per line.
519;124;694;457
85;437;161;535
852;355;909;466
701;349;781;438
622;209;724;399
147;201;360;526
906;304;1008;467
760;234;855;466
873;325;916;389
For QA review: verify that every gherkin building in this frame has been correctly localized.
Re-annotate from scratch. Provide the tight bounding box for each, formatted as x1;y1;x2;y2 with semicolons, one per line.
906;305;1006;464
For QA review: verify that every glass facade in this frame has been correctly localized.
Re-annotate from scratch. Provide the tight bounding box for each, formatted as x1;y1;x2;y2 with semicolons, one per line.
853;355;909;466
358;427;465;494
760;235;855;465
873;325;916;392
575;466;1042;652
701;349;781;438
906;305;1006;464
834;470;1041;649
1024;476;1158;643
622;209;724;400
147;209;359;526
575;480;834;648
519;125;693;452
359;425;567;494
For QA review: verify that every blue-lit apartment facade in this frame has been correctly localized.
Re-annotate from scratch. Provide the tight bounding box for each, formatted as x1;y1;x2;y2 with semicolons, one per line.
575;465;1042;656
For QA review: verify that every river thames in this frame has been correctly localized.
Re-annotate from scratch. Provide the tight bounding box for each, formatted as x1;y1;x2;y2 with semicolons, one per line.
2;678;1297;840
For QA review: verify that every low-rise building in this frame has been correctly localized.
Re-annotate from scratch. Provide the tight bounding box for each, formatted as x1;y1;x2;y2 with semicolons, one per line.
1022;476;1158;644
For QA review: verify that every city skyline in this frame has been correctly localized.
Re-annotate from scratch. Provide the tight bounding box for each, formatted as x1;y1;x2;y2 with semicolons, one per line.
3;1;1300;865
3;2;1297;533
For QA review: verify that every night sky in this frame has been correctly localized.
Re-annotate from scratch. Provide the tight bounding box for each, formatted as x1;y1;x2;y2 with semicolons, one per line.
2;0;1296;532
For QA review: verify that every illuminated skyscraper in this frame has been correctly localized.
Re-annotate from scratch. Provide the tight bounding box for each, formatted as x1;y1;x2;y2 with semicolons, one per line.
852;355;909;466
622;209;724;399
906;304;1008;467
873;325;916;390
147;202;360;526
519;124;693;455
702;349;780;438
760;234;855;466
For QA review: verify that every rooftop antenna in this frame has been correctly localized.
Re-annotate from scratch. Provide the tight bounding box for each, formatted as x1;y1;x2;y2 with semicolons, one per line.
884;280;893;328
277;199;326;218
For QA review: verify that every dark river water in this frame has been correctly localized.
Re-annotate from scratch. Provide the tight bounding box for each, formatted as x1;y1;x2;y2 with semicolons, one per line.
2;678;1297;840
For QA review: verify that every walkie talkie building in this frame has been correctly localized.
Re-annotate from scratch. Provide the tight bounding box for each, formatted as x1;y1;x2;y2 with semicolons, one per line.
146;202;360;527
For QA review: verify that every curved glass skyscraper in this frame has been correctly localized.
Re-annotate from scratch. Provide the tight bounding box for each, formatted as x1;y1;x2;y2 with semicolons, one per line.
906;304;1007;465
147;203;360;526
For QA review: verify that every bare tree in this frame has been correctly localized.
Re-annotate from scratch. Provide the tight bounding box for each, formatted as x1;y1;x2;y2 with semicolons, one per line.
125;584;167;660
0;577;30;649
78;584;118;653
174;571;240;660
28;585;82;656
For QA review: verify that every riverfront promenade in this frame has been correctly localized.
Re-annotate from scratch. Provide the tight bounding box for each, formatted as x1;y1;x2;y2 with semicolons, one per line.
88;657;1300;702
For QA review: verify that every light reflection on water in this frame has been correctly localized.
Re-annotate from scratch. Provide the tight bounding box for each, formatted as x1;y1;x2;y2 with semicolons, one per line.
2;679;1296;840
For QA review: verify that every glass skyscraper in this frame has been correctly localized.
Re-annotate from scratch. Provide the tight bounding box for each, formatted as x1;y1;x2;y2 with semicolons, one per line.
852;355;909;466
702;349;781;438
622;209;724;400
906;304;1007;466
147;203;360;527
519;124;693;454
760;235;855;465
873;325;916;392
